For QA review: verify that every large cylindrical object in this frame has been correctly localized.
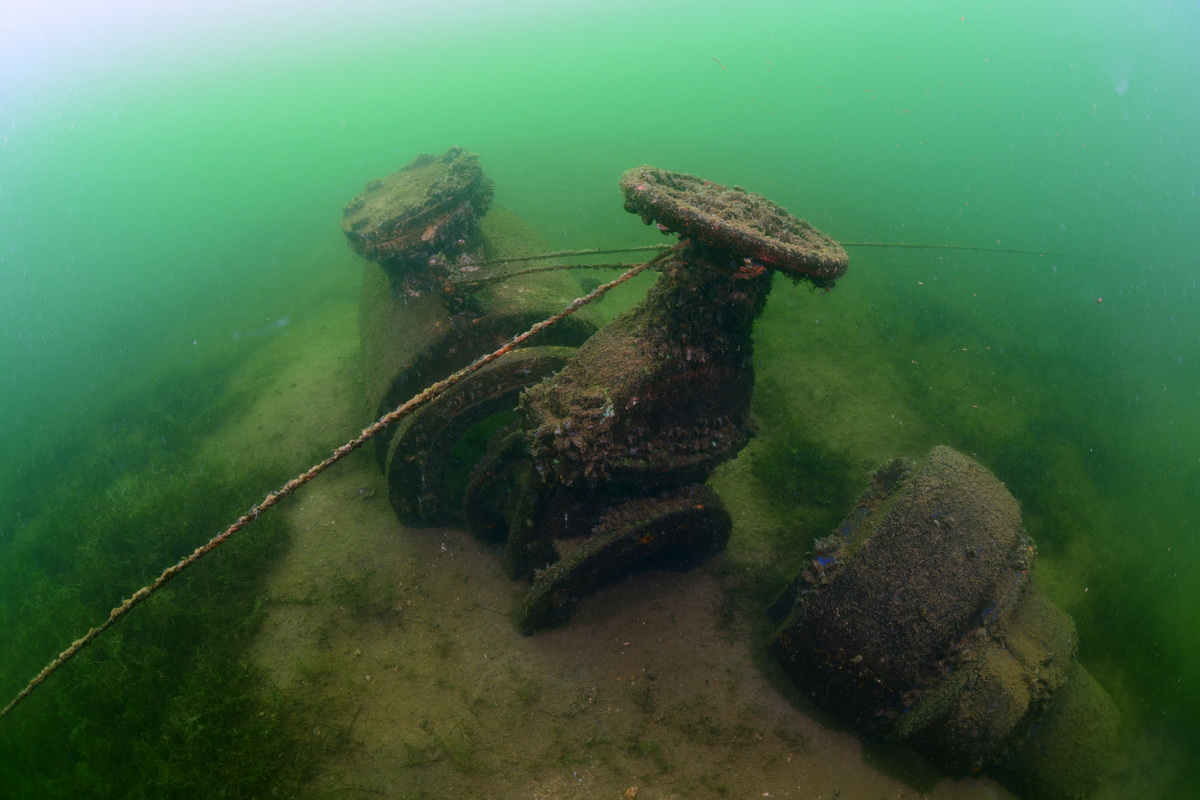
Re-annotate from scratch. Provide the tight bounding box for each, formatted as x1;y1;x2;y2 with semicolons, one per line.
773;446;1118;800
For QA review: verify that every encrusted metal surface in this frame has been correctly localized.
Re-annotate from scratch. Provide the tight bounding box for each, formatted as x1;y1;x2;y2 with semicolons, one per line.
342;147;493;272
620;166;848;287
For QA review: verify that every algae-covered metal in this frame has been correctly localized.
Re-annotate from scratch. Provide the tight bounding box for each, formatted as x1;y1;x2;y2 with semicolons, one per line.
773;446;1119;800
465;167;848;632
342;146;494;286
620;165;848;287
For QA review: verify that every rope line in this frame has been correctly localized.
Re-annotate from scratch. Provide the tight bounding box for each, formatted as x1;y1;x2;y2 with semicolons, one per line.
465;240;1109;268
841;241;1108;261
466;244;669;267
0;251;668;722
448;239;1108;295
451;261;642;291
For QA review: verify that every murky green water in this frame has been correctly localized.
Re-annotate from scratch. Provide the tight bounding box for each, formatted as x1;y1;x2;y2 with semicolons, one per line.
2;1;1197;797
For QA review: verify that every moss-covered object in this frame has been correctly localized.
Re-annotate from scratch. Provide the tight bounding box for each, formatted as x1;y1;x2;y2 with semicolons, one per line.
773;446;1118;799
619;165;848;287
385;345;577;525
519;243;770;492
341;146;493;276
998;660;1120;800
464;242;771;633
460;166;849;633
517;484;731;634
777;447;1035;727
354;169;602;524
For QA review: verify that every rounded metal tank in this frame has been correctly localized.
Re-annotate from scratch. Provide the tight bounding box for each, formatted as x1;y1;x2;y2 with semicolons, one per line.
773;446;1119;800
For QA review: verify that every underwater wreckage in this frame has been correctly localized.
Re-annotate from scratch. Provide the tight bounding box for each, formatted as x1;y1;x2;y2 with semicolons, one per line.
345;148;1118;799
4;147;1119;799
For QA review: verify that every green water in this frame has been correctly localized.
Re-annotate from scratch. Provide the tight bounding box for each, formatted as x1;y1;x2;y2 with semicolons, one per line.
2;0;1197;797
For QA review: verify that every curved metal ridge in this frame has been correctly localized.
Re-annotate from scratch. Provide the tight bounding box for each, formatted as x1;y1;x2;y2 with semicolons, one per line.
619;165;848;286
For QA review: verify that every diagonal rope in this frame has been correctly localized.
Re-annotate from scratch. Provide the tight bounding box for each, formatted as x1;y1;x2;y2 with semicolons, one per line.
0;250;670;722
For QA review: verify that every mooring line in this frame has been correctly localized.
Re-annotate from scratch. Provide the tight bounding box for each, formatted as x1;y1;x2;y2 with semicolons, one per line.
841;241;1109;261
465;244;669;267
451;260;642;291
0;252;667;722
465;240;1108;267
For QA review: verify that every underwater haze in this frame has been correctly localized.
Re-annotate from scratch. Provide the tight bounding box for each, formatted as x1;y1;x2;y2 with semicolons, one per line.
2;0;1198;797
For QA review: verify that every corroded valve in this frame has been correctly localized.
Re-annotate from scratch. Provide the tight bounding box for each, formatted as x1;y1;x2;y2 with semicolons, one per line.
465;166;848;632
